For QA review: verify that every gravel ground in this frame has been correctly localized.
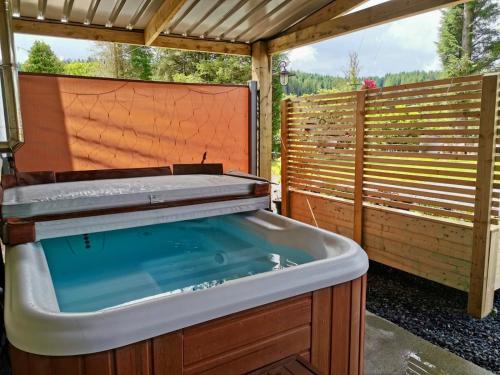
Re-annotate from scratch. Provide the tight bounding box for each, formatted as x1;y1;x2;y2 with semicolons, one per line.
367;261;500;374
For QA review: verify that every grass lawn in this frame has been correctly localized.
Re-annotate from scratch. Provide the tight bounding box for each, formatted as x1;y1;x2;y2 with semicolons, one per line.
271;158;281;183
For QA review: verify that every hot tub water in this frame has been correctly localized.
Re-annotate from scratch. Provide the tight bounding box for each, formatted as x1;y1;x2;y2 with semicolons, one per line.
41;214;315;312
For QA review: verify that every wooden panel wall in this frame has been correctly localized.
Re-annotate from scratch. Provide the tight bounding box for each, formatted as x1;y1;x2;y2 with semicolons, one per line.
290;191;473;291
496;239;500;289
282;74;500;316
10;276;366;375
16;73;250;173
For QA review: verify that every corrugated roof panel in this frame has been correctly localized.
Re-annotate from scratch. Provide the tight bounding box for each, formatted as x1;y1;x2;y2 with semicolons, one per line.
214;0;285;41
243;0;332;41
14;0;334;44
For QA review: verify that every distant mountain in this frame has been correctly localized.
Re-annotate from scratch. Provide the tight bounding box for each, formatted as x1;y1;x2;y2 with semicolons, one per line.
285;70;446;96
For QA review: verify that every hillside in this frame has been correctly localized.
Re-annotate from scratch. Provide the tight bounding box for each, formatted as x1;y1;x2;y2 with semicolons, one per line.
285;70;446;96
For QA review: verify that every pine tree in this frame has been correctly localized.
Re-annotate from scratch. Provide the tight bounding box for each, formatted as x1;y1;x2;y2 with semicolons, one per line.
21;41;64;74
129;46;154;80
438;0;499;76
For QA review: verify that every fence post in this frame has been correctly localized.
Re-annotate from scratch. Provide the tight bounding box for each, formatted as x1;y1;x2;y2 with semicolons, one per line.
281;98;290;217
353;90;366;244
468;73;499;318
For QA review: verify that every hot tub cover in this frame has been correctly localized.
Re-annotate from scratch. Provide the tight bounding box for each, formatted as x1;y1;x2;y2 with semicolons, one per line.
2;174;263;219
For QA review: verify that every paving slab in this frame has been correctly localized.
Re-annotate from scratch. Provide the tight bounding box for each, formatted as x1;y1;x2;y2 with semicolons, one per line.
365;312;493;375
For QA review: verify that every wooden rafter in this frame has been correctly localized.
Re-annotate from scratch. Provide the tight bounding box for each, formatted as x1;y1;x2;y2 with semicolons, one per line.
268;0;469;54
12;19;251;55
144;0;189;46
284;0;368;34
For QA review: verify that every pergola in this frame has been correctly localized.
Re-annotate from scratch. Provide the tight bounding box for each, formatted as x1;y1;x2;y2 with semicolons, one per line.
3;0;467;180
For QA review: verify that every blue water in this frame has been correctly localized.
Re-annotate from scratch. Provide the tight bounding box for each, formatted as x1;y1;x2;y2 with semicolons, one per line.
41;214;315;312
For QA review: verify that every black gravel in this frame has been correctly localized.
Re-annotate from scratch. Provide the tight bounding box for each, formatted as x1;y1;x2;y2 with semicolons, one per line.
367;261;500;374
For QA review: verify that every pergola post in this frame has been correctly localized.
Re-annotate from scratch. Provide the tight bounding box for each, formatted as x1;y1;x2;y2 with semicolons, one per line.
251;41;272;181
0;0;24;153
468;73;499;318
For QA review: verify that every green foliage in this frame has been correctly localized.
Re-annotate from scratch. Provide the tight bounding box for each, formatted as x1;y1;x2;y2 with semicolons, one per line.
63;60;99;76
196;55;251;83
153;50;251;84
93;43;154;80
285;72;346;96
153;51;205;81
438;0;500;76
129;46;154;80
21;41;64;74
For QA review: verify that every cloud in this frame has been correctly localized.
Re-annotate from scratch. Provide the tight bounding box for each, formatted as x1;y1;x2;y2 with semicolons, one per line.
385;10;441;53
288;46;318;71
424;55;443;71
284;6;445;77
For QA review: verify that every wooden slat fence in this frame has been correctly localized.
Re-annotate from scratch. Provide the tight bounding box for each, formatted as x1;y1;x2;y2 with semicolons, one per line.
281;73;500;318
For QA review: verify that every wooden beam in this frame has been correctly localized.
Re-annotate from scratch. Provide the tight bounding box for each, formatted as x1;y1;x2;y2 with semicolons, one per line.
144;0;187;46
12;19;251;56
251;41;272;181
353;90;366;245
280;98;290;216
268;0;468;54
467;74;499;318
284;0;368;34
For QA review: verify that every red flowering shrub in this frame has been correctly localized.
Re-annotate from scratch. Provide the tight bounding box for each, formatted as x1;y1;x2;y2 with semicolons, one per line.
361;79;377;89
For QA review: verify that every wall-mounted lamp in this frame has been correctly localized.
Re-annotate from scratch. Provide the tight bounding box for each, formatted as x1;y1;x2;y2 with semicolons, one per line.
275;61;295;86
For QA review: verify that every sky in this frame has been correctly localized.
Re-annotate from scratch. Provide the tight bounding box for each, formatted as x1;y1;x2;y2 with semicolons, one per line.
14;0;445;77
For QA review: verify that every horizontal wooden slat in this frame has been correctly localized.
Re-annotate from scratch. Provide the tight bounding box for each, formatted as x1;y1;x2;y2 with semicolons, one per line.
363;189;474;212
364;156;476;170
288;155;355;167
288;161;354;174
363;182;476;204
365;136;478;144
364;176;475;196
365;75;481;93
184;295;311;366
365;150;477;160
290;91;357;103
289;180;354;200
365;164;476;178
364;169;476;186
365;102;480;115
365;111;481;121
365;82;482;100
364;120;479;129
365;92;482;108
365;196;474;220
365;128;479;135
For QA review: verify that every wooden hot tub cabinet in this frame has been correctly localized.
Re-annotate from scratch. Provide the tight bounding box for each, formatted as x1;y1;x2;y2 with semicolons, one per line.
9;275;366;375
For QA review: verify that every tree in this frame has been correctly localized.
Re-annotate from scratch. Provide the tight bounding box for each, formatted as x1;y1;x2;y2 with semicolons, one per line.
94;43;154;80
63;60;100;76
154;50;251;84
343;52;361;90
129;46;154;80
438;0;499;76
21;41;64;74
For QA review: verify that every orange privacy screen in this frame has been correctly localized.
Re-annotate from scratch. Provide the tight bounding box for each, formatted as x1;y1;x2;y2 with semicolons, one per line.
15;74;250;172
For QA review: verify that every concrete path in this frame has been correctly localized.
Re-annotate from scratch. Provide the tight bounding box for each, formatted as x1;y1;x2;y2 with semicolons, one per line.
365;312;493;375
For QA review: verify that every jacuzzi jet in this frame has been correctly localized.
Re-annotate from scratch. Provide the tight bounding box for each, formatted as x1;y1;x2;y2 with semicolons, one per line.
83;234;91;249
214;252;228;265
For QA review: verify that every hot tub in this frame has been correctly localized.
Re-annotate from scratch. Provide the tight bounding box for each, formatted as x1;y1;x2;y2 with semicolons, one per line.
3;173;368;375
